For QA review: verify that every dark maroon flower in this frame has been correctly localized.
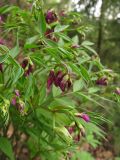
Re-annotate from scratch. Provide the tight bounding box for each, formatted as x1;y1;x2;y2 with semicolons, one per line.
59;81;66;92
45;10;58;24
0;63;3;72
54;71;65;87
59;75;71;92
47;70;55;90
22;59;28;69
66;78;72;89
45;29;54;39
115;88;120;95
21;58;34;77
96;77;108;86
45;29;58;42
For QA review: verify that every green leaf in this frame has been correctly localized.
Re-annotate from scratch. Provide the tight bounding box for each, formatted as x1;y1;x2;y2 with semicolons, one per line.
25;35;39;44
54;126;72;145
0;45;9;63
52;85;62;97
69;63;90;82
56;32;72;42
73;79;85;92
0;137;15;160
72;151;95;160
81;41;94;46
54;25;69;32
39;9;46;35
9;45;19;58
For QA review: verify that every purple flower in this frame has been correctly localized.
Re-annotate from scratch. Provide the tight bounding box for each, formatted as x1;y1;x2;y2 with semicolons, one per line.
96;77;108;86
115;88;120;95
54;71;65;87
47;70;55;90
0;63;3;72
81;113;90;122
45;10;58;24
11;97;17;106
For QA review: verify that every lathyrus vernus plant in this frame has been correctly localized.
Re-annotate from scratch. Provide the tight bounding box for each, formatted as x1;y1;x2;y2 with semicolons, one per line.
0;1;118;159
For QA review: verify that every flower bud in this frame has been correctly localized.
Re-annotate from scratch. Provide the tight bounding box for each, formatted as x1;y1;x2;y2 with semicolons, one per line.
75;113;90;123
81;113;90;123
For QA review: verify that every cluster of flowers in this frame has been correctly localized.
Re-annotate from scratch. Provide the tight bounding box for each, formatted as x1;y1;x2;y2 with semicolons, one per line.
67;113;90;142
11;90;25;115
47;70;72;92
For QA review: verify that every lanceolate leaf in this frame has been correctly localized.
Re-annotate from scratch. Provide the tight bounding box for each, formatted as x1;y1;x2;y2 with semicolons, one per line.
0;137;15;160
39;9;46;35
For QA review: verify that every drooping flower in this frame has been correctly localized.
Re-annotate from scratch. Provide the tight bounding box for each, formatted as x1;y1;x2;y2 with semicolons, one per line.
21;58;34;77
115;88;120;95
0;63;3;72
45;10;58;24
47;70;55;90
59;75;72;92
47;70;72;93
54;71;65;87
96;77;108;86
45;28;58;42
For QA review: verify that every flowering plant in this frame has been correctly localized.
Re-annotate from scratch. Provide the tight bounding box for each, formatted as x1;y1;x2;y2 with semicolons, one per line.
0;1;118;159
